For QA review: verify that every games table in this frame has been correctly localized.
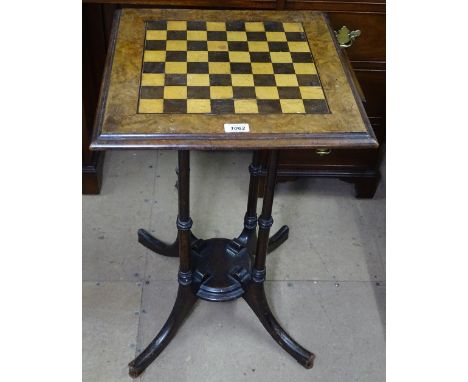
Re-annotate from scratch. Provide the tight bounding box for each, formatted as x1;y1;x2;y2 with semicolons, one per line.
91;8;377;377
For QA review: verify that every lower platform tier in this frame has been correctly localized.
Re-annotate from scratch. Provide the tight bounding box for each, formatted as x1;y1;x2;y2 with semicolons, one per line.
192;238;252;302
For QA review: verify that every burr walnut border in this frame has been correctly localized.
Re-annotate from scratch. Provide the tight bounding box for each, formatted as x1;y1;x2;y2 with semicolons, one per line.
91;9;377;150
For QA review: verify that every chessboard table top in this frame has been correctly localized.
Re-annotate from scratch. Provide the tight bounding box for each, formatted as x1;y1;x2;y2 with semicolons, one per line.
91;8;377;150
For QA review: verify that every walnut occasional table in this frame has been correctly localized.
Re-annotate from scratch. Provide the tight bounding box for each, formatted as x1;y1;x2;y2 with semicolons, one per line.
90;8;377;378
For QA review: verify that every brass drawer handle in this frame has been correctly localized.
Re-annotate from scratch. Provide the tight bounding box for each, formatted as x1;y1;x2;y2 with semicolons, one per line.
334;26;361;48
315;149;332;156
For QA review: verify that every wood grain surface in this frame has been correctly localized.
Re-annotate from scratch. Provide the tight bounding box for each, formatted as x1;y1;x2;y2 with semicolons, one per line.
91;8;377;150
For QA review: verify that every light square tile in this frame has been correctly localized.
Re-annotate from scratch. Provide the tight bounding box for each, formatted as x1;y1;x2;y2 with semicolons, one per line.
146;30;167;40
283;22;304;32
245;22;265;32
167;21;187;30
227;31;248;41
165;62;187;74
234;99;259;114
280;99;305;113
164;86;187;99
166;40;187;51
270;52;293;63
275;74;299;86
299;86;325;99
229;51;251;63
248;41;269;52
187;74;210;86
207;41;229;51
141;73;165;86
209;62;230;74
294;63;317;74
255;86;279;99
187;99;211;113
139;99;163;113
210;86;233;99
251;63;274;74
143;51;166;62
187;30;207;41
231;74;254;87
266;32;287;42
206;22;226;31
288;42;310;52
187;50;208;62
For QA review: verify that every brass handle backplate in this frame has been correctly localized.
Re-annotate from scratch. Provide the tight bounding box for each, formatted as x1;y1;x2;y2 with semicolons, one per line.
334;26;361;48
315;149;332;156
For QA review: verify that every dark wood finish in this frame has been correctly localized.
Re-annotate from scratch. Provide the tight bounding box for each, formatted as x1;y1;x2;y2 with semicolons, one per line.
253;150;278;272
269;1;386;197
83;4;108;194
242;281;314;368
130;149;311;376
82;103;105;194
128;284;198;377
137;229;199;257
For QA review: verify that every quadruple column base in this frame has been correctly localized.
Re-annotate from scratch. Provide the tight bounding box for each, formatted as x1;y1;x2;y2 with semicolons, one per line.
128;150;314;378
129;225;314;378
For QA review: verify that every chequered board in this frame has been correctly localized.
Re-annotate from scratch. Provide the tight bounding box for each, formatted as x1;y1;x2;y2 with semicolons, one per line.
138;20;329;114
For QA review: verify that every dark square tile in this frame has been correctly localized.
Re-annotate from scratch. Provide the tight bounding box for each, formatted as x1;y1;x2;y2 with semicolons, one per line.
188;41;208;51
253;74;276;86
146;21;167;30
228;41;249;51
257;99;282;114
297;74;320;86
167;31;187;40
250;52;271;63
291;52;314;63
187;21;206;30
166;51;187;62
211;99;234;114
163;99;187;113
277;86;302;99
140;86;164;99
209;74;232;86
145;40;167;50
208;52;229;62
187;86;211;99
273;63;295;74
285;32;307;42
165;74;187;86
226;21;245;31
233;86;256;99
231;63;252;74
264;22;284;32
143;62;165;73
268;42;289;52
246;32;267;41
188;62;209;74
303;99;329;114
207;31;227;41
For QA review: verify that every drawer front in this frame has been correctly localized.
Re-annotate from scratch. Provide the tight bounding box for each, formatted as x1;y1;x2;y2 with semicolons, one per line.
276;148;379;168
285;1;385;62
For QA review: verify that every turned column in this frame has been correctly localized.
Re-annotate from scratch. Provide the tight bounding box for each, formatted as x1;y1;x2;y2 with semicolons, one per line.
252;150;278;282
177;150;193;285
